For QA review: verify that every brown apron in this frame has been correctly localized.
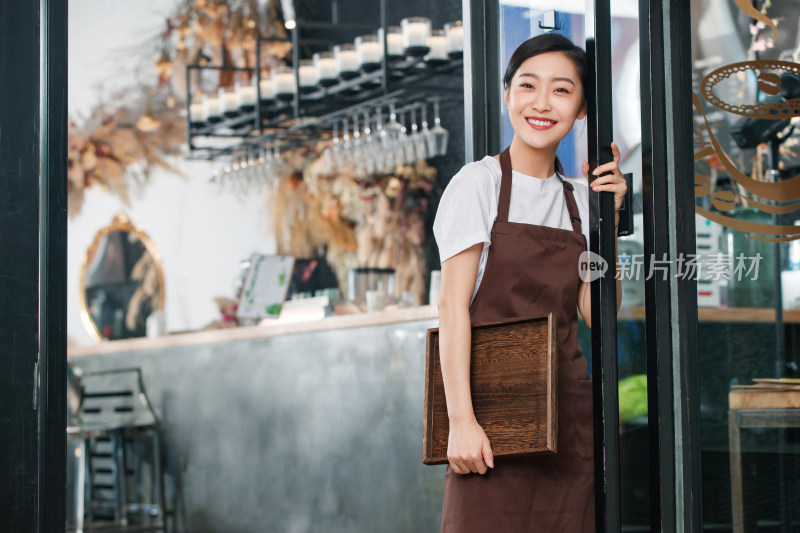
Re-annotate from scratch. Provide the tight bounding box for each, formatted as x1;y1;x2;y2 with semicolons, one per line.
441;147;595;533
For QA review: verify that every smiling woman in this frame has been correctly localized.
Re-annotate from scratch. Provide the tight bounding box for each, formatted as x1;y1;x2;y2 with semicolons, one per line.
501;36;588;178
433;33;626;533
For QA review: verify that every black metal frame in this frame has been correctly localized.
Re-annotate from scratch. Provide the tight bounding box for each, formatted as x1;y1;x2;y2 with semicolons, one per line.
462;0;501;160
639;0;702;530
665;0;703;528
585;1;622;530
0;2;42;528
638;0;674;528
0;0;68;530
39;0;69;528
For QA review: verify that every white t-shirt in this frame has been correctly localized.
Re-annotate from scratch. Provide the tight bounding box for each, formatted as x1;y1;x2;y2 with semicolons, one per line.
433;155;590;303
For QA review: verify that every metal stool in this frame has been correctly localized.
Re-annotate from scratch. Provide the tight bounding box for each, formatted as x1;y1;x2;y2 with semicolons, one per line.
67;367;166;532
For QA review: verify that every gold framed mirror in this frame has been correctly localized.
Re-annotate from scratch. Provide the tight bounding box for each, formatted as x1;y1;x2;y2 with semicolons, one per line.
79;213;165;341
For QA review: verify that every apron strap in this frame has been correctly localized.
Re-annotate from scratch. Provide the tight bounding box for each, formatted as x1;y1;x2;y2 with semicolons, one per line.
497;147;513;223
500;146;582;235
560;179;583;234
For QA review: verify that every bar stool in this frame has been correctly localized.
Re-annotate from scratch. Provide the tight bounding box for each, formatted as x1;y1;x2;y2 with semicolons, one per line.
67;367;166;532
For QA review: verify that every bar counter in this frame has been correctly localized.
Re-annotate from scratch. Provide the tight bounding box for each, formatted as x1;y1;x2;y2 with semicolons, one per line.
69;306;441;357
67;304;797;531
68;306;444;532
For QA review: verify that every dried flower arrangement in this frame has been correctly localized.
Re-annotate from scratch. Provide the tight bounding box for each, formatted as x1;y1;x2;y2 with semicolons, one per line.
67;90;186;218
268;143;438;305
160;0;292;99
68;0;294;217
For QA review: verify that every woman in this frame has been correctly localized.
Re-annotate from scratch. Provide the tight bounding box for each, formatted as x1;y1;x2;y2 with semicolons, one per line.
433;34;627;532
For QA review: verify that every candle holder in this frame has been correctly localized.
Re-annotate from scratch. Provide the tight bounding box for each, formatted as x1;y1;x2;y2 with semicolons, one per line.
314;51;338;87
334;43;360;80
189;101;205;128
445;20;463;59
219;87;240;118
356;34;383;72
425;29;449;67
203;93;222;123
258;75;275;107
298;59;317;94
401;17;431;57
236;82;256;113
383;26;405;61
272;65;297;102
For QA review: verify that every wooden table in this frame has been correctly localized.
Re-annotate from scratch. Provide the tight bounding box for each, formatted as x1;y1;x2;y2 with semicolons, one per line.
728;389;800;532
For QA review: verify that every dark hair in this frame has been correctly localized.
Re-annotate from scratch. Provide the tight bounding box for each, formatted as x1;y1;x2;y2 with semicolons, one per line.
503;34;588;176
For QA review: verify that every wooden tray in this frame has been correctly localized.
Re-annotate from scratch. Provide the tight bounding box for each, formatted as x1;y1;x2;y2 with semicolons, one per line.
423;314;558;465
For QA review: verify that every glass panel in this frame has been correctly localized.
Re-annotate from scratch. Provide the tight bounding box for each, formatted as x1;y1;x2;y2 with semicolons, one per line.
691;1;800;529
498;2;650;528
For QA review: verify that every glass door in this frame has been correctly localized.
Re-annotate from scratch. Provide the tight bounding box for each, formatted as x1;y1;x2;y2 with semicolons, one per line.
465;1;647;529
690;0;800;530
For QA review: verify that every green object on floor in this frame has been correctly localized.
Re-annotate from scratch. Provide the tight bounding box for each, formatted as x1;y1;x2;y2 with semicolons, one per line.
619;374;648;423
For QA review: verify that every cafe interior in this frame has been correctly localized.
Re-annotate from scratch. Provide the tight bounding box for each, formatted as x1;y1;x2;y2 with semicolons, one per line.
59;0;800;531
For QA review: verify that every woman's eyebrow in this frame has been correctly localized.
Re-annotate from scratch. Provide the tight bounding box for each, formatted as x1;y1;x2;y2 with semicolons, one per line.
518;72;575;86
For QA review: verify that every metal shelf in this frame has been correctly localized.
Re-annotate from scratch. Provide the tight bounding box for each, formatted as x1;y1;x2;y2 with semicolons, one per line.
184;1;464;161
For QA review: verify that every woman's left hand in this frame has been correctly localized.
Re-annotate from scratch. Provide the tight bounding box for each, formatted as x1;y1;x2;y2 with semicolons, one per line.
581;141;628;213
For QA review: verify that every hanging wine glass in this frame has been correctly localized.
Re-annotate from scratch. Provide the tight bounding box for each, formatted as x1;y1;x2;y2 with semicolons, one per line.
361;109;378;177
210;165;222;184
231;158;241;180
257;142;276;189
337;117;351;169
324;121;340;174
260;142;276;186
221;161;233;187
397;109;415;165
428;99;450;157
383;102;403;142
410;104;428;162
271;140;287;178
228;154;242;194
244;147;257;190
351;114;367;178
375;106;394;173
420;103;433;160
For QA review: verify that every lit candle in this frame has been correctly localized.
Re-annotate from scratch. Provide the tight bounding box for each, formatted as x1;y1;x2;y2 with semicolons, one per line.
314;51;338;86
203;94;222;122
425;29;449;64
218;87;239;117
334;43;359;78
401;17;431;56
356;34;383;70
445;20;463;58
258;77;275;102
272;66;296;101
189;102;204;126
298;59;317;92
236;83;256;112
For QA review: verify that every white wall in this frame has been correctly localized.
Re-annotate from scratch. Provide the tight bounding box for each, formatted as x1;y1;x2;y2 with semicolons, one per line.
68;1;276;346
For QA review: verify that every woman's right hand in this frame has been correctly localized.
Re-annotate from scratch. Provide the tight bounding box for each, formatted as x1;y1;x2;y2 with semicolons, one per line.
447;417;494;474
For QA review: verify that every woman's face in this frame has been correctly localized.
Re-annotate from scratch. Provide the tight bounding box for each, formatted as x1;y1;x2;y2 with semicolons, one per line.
504;51;586;153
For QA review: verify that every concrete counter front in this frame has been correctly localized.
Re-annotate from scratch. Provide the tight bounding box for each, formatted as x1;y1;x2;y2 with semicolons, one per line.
69;307;444;533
